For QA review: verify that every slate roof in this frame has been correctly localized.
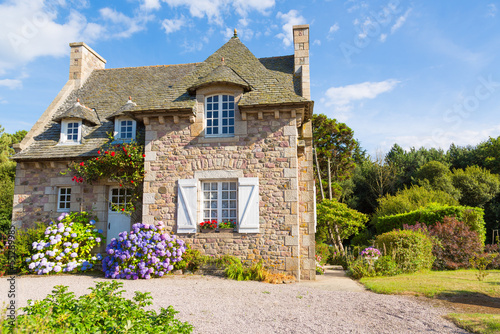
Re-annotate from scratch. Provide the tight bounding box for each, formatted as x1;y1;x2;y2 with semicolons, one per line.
53;100;100;125
13;36;311;161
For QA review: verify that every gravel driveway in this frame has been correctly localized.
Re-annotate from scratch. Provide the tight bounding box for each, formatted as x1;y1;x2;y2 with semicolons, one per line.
1;274;468;334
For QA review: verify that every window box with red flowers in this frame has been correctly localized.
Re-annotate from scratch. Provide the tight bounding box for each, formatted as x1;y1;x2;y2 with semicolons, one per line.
199;220;217;233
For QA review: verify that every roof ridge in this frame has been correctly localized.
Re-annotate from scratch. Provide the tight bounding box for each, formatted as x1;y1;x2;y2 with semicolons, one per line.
98;63;202;71
258;55;294;60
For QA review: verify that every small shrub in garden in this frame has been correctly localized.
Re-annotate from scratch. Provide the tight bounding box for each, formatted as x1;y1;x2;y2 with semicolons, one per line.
1;280;192;333
103;222;186;279
316;242;333;264
485;244;500;269
469;253;496;281
347;258;373;279
375;229;434;273
429;217;482;270
26;212;103;275
173;247;208;273
360;247;381;259
373;255;399;276
315;254;326;275
13;222;46;274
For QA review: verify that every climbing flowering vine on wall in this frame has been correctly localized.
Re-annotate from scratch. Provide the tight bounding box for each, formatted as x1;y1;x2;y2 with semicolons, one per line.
64;138;146;213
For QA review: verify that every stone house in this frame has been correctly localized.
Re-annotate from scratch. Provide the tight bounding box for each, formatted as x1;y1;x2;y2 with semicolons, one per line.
11;25;316;280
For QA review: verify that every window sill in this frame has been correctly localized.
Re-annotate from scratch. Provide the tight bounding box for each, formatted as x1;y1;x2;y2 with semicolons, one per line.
198;136;240;143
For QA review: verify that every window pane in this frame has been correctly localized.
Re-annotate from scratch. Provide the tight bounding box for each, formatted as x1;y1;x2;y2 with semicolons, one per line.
230;182;236;190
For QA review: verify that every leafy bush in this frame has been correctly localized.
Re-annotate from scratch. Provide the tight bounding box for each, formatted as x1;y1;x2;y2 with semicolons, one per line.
346;258;373;279
485;244;500;269
373;255;399;276
316;242;334;264
173;247;208;273
376;203;486;244
350;228;373;248
1;281;192;333
103;222;186;279
373;185;459;221
12;222;46;274
429;217;482;270
224;260;271;281
26;212;103;275
375;229;434;273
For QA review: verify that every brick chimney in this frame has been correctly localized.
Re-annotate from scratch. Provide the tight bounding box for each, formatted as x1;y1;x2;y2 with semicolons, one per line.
69;42;106;88
293;25;310;100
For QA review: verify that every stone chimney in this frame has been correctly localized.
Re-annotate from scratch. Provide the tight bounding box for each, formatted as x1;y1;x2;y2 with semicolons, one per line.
69;42;106;88
293;25;310;100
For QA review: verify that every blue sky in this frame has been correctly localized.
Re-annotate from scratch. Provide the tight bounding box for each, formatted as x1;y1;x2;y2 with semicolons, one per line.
0;0;499;157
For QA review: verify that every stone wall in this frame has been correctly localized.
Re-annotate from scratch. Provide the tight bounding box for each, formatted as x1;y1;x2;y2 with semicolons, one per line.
142;111;315;279
12;161;108;249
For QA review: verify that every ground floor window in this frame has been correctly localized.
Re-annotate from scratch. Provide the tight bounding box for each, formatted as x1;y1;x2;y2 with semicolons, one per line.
202;181;237;223
57;187;71;212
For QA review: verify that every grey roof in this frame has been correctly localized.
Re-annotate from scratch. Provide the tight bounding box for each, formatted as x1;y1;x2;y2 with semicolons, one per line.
188;64;251;92
13;37;310;161
53;100;100;125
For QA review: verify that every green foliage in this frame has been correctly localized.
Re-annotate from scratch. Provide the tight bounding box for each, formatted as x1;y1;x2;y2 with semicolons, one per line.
349;228;373;248
224;260;267;281
373;255;399;276
375;203;486;244
312;114;357;200
65;139;145;213
451;165;500;208
415;161;461;200
374;185;459;222
0;177;14;236
1;281;193;333
375;229;435;273
315;242;335;264
469;253;496;281
13;222;47;274
173;247;208;273
316;199;368;254
346;258;373;279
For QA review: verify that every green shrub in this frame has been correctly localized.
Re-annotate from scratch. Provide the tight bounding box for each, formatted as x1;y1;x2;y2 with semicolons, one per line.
1;281;192;333
346;258;373;279
374;255;400;276
13;222;47;274
224;260;268;281
373;185;459;222
316;242;334;264
375;230;434;273
375;203;486;244
350;228;373;248
173;246;208;273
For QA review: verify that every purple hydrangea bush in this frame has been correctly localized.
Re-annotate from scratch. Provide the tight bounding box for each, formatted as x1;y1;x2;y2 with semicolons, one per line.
102;222;186;279
26;212;104;275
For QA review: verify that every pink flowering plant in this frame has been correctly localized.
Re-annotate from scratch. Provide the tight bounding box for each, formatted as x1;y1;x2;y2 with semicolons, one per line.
315;254;326;275
102;222;187;279
26;212;104;275
360;247;382;259
199;220;217;230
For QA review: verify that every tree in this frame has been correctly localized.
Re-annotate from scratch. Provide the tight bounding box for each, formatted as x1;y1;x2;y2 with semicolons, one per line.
452;165;500;208
415;161;461;201
312;114;357;200
316;199;368;256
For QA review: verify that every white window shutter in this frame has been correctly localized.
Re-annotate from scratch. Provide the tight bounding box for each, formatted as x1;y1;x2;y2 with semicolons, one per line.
237;177;259;233
176;179;197;233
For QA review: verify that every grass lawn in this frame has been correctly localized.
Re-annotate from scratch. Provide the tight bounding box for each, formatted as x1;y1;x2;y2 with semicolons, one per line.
360;270;500;334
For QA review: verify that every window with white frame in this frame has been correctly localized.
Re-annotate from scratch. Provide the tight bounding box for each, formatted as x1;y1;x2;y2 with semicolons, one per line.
114;118;136;141
57;187;71;212
202;181;237;223
205;95;235;136
176;177;259;234
60;119;82;144
109;188;132;211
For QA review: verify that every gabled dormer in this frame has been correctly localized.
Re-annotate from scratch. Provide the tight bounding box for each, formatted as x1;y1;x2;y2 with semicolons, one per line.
53;99;100;145
107;97;138;143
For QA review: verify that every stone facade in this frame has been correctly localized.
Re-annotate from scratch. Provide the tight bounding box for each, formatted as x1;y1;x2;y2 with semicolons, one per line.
12;25;316;280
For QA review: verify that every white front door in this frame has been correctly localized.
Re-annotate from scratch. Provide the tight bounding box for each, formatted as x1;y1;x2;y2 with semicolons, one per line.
107;188;131;245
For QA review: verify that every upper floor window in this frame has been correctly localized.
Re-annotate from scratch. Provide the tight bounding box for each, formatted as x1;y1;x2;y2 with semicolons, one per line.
114;117;136;142
60;119;82;145
205;95;235;136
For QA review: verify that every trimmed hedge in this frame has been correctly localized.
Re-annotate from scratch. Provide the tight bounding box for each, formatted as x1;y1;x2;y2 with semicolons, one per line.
375;203;486;244
375;229;434;273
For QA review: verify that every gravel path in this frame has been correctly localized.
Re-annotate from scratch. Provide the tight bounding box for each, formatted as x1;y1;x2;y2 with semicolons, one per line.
1;274;468;334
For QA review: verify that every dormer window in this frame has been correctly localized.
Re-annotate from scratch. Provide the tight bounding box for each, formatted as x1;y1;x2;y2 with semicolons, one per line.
206;95;235;136
114;117;136;142
60;119;82;144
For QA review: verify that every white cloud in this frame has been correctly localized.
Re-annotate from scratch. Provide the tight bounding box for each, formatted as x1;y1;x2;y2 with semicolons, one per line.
487;4;497;17
275;10;306;47
141;0;161;11
0;79;22;89
391;8;411;34
327;23;339;40
313;39;321;46
161;16;187;34
99;8;152;39
160;0;274;25
321;79;400;121
380;33;387;42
